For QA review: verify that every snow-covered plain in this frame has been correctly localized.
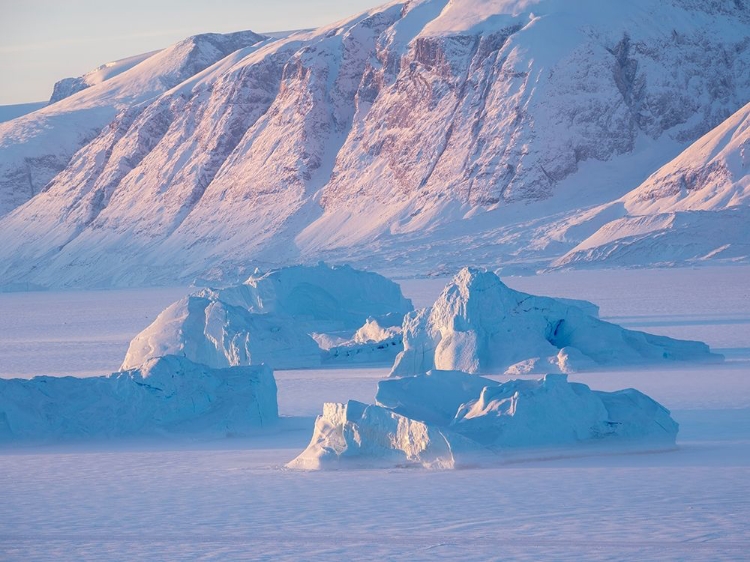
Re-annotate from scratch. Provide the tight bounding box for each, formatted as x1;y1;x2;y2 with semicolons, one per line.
0;266;748;560
0;286;189;379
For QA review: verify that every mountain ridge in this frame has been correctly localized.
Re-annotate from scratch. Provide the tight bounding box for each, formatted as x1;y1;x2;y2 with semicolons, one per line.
0;0;748;289
554;101;750;268
0;30;268;218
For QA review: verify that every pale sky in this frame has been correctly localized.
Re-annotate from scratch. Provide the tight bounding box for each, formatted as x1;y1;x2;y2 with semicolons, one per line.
0;0;383;105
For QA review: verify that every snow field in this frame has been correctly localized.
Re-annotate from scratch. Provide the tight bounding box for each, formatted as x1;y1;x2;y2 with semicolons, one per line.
0;286;189;379
0;266;748;559
0;385;748;561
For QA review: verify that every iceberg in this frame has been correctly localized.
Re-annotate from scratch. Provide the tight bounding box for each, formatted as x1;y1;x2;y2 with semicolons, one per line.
0;355;278;442
321;317;404;365
287;400;457;470
288;371;679;470
391;268;721;377
123;263;413;370
122;295;323;370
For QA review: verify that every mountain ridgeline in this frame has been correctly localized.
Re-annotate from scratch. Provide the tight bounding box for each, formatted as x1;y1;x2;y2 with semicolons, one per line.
0;0;748;289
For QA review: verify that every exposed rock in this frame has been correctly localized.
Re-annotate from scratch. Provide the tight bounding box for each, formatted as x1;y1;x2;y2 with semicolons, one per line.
1;1;749;287
49;77;91;104
556;102;750;268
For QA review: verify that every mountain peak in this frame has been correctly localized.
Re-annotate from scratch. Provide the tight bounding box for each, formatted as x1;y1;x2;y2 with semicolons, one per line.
1;0;749;288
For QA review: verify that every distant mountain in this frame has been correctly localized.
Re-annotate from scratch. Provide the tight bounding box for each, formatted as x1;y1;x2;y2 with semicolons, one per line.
0;30;266;218
554;101;750;268
48;50;160;104
0;0;748;289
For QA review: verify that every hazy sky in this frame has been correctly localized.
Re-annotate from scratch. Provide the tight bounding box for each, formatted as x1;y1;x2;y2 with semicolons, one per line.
0;0;383;105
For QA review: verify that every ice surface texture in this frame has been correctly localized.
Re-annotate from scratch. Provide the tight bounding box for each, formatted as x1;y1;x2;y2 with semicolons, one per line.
288;371;679;469
0;355;278;442
391;267;721;376
122;263;413;370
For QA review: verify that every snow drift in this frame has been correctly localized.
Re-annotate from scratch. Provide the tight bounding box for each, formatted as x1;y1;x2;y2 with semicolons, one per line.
48;50;160;104
122;264;413;370
321;317;405;364
288;371;678;469
0;355;278;442
391;267;721;376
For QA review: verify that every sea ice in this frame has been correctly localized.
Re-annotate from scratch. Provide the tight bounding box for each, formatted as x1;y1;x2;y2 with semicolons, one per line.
0;355;278;442
391;267;721;377
288;371;679;470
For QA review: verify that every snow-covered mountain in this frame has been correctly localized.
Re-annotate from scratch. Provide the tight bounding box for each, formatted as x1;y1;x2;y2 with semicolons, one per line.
0;102;48;125
0;30;266;219
48;51;161;104
555;101;750;268
0;0;748;289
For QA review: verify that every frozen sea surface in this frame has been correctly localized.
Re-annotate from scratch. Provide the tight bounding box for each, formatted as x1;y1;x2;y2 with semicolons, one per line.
0;287;189;378
1;267;749;560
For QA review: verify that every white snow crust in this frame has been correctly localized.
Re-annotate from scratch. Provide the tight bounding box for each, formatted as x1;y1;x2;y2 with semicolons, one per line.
391;267;720;376
122;264;413;370
288;371;678;469
0;355;278;442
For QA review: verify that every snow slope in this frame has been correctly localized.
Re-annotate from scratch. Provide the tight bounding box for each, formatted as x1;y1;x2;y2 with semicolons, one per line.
48;51;160;103
0;102;47;124
557;101;750;268
1;0;749;288
0;30;266;219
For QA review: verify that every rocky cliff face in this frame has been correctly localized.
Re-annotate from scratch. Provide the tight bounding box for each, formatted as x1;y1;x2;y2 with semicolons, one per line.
49;77;91;104
1;0;748;288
